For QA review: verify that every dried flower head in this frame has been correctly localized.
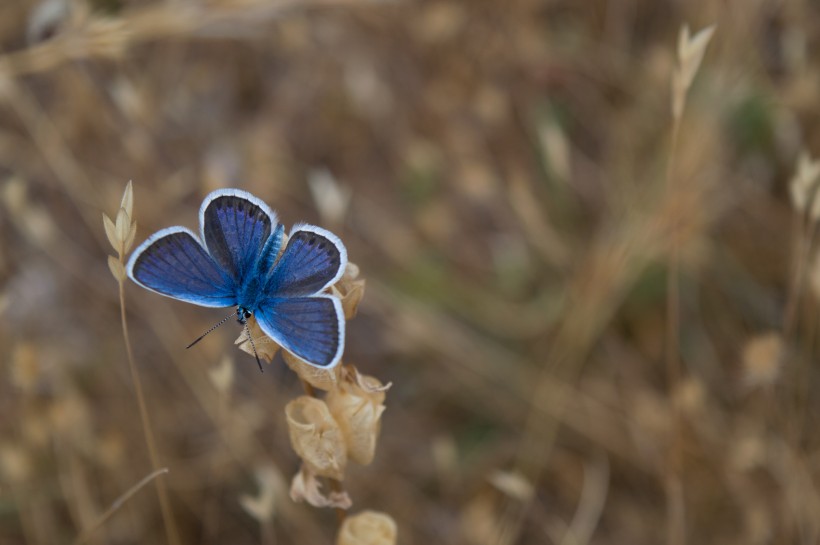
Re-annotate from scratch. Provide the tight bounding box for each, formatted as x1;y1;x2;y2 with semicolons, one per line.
331;262;367;319
239;465;285;523
103;181;137;281
326;367;389;465
309;168;352;226
290;465;352;509
285;396;348;480
337;510;397;545
487;470;535;502
741;331;784;390
672;24;716;119
790;152;820;219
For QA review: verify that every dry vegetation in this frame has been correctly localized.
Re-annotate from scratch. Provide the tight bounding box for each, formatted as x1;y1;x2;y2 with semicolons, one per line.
1;0;820;544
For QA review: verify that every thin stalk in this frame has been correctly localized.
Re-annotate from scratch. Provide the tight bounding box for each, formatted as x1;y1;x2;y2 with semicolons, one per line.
789;222;818;445
664;110;685;545
73;468;169;545
118;280;181;545
783;213;812;342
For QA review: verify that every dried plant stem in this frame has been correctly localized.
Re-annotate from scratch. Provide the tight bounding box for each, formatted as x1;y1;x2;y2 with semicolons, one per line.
73;468;169;545
329;479;348;524
300;379;317;397
786;221;818;444
783;216;815;342
664;111;685;545
118;280;181;545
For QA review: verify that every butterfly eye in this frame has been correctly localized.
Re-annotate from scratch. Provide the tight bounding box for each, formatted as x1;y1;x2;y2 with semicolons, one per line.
243;310;252;319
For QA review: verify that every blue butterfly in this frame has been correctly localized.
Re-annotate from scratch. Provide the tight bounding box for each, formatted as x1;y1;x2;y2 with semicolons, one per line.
126;188;347;371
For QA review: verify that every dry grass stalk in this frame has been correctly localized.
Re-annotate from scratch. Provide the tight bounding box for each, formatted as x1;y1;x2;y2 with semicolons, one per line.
73;468;169;545
103;182;180;545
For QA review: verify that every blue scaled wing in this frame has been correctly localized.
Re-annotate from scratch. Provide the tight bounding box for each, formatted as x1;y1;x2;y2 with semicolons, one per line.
126;227;237;308
254;295;345;368
200;189;277;283
266;224;347;297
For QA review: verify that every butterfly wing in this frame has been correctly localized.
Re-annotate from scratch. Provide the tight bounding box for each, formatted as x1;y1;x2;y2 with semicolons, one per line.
200;189;277;283
266;224;347;297
254;295;345;368
126;227;237;307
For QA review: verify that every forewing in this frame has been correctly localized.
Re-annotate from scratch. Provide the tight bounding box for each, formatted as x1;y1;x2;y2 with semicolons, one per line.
266;225;347;297
200;189;276;283
126;227;237;307
254;295;344;368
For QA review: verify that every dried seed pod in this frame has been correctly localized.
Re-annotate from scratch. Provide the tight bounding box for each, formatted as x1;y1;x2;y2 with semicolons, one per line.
337;510;397;545
285;396;347;480
290;465;352;509
330;262;366;319
326;367;388;465
283;350;342;391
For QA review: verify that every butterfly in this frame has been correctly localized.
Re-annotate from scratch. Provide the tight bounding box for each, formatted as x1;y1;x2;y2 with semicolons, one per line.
126;188;347;371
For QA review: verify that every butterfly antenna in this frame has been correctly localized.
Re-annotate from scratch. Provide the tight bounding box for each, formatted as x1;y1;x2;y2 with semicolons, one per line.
186;311;237;349
243;321;264;373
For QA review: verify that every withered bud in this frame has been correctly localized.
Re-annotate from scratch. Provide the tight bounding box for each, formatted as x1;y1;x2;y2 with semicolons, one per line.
290;465;352;510
330;262;366;319
103;181;137;259
741;332;784;390
240;465;285;523
283;350;342;391
337;510;397;545
326;367;389;465
285;396;347;480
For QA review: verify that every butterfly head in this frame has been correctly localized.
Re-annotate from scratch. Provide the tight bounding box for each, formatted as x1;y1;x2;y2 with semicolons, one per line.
237;306;253;325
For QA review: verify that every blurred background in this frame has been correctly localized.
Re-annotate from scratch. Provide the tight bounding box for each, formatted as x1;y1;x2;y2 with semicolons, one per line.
1;0;819;543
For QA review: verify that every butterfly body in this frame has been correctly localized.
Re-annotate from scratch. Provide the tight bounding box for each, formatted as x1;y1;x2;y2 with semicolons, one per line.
126;189;347;369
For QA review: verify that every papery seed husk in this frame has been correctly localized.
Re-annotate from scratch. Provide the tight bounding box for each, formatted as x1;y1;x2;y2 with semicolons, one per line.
291;465;352;510
108;255;126;281
283;350;341;391
326;372;386;465
103;213;118;252
285;396;347;480
124;222;137;254
336;510;397;545
120;180;134;217
115;207;130;250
